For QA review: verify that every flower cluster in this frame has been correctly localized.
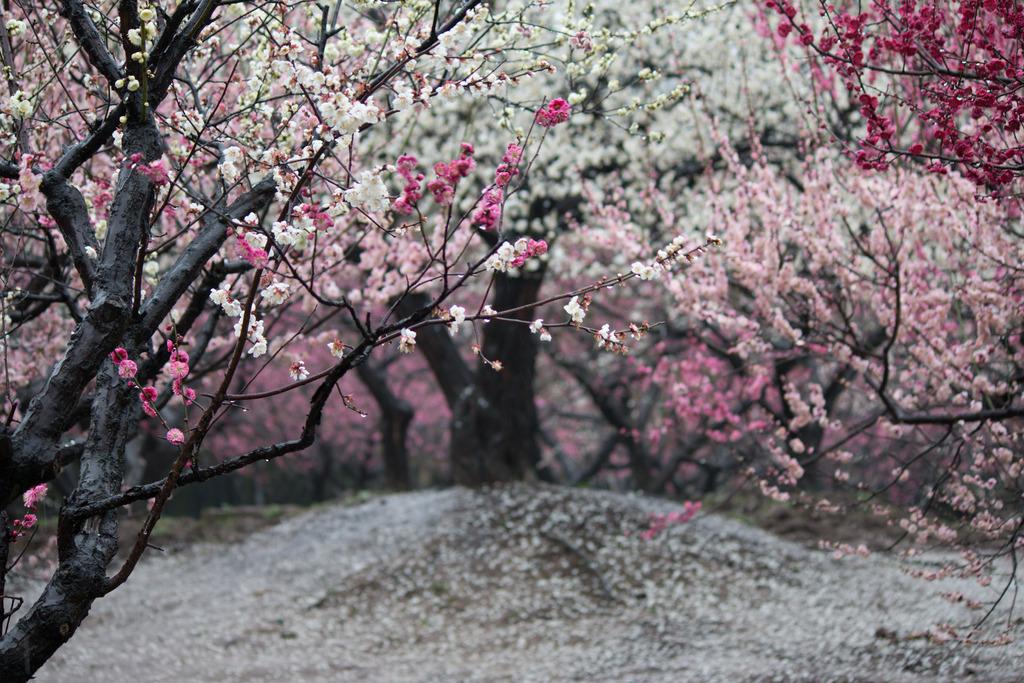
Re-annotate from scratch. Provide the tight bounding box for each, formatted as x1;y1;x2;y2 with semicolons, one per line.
288;359;310;381
426;143;476;206
535;98;571;128
563;294;590;325
163;340;195;406
392;155;424;214
765;0;1024;188
128;153;170;186
344;170;391;213
595;324;627;353
261;281;290;306
529;318;552;342
7;484;48;540
111;341;195;449
218;146;245;184
471;142;527;230
210;285;269;357
234;214;269;267
471;188;503;230
446;305;467;336
109;347;138;379
398;328;417;353
495;143;522;187
484;237;548;272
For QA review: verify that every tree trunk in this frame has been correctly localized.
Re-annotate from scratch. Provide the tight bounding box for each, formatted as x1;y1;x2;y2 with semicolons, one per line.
452;270;544;483
356;362;413;490
398;267;545;486
0;365;133;681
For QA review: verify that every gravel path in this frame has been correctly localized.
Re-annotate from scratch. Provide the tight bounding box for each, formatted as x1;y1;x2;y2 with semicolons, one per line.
27;485;1023;682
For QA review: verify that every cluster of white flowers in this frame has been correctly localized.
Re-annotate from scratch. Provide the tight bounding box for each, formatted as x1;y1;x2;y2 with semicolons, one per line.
126;6;158;49
392;83;417;112
398;328;417;353
219;146;245;184
271;221;305;248
126;7;158;64
319;93;381;136
628;234;722;283
529;318;552;342
6;90;32;118
595;323;624;350
630;261;660;281
437;6;487;55
344;170;390;212
113;75;141;92
236;226;268;253
5;19;26;37
234;317;268;357
210;286;244;318
563;296;587;325
447;305;467;336
282;62;382;135
261;281;290;306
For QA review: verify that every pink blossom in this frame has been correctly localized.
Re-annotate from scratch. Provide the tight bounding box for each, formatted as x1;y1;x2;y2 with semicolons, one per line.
426;144;476;206
22;483;47;509
495;143;523;188
166;428;186;446
129;153;171;186
471;188;503;230
535;98;571;128
117;359;138;379
235;231;269;267
18;154;41;212
392;154;424;214
569;31;593;51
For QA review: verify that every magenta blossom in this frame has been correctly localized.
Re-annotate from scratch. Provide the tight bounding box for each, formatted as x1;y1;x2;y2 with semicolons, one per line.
535;98;571;128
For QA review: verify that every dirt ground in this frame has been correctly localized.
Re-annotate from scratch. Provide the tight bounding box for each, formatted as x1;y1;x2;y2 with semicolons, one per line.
17;485;1024;682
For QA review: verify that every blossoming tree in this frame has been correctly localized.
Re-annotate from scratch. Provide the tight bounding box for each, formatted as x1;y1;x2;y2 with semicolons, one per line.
0;0;718;676
765;0;1024;190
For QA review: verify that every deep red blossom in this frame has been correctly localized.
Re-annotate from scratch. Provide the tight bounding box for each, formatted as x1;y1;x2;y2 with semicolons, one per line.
767;0;1024;189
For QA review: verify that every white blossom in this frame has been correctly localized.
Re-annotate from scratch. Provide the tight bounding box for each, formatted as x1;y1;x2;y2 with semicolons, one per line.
261;281;290;306
564;296;586;325
448;305;467;336
398;328;417;353
219;146;244;183
344;170;390;213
